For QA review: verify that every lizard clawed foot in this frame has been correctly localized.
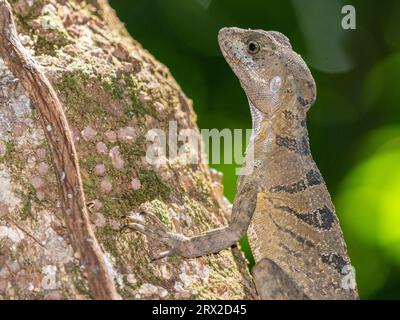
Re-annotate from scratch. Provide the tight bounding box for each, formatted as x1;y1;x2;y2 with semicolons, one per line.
122;211;190;260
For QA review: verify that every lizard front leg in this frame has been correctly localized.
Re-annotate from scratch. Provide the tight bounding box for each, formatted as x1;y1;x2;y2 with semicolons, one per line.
124;184;257;260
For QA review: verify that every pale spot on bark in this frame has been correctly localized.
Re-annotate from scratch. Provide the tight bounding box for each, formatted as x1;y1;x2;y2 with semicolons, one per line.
37;162;49;175
159;288;168;298
105;130;117;143
0;142;5;157
126;274;137;285
160;169;172;181
41;265;58;290
138;283;167;298
154;101;165;113
100;179;112;193
145;115;156;127
96;142;108;155
174;107;185;119
43;227;74;264
160;265;171;280
0;202;10;218
173;281;191;298
0;169;22;208
130;177;141;190
179;272;193;288
112;43;129;61
139;91;151;104
117;126;136;144
36;191;45;201
109;146;124;170
138;283;158;296
122;62;134;73
81;126;97;141
11;123;26;137
190;260;210;283
109;219;120;231
36;148;46;160
94;164;106;176
0;226;25;243
92;212;106;228
41;3;57;16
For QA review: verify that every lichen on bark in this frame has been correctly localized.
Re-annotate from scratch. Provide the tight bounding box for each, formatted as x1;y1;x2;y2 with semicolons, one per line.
0;0;257;299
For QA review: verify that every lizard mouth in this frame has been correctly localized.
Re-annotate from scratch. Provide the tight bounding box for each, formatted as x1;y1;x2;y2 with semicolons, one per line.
219;42;236;64
219;46;246;80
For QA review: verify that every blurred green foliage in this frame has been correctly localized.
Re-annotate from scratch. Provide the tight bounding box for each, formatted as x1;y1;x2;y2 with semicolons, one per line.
110;0;400;299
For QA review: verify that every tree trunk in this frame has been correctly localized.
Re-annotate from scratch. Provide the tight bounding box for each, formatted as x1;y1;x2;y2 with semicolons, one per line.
0;0;256;299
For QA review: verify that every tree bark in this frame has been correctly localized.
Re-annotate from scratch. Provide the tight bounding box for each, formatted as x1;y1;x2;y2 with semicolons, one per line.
0;0;256;299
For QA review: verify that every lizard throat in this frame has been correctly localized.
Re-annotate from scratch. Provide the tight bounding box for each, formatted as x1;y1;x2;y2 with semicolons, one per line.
249;99;267;137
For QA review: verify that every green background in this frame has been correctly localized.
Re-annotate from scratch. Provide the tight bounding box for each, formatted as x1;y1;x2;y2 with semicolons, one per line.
109;0;400;299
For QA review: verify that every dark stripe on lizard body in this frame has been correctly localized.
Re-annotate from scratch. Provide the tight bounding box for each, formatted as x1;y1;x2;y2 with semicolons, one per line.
269;212;315;248
281;110;307;128
267;197;347;275
272;208;348;277
279;241;302;258
273;203;337;231
321;253;349;273
268;197;347;275
275;134;310;155
270;179;307;194
269;169;323;194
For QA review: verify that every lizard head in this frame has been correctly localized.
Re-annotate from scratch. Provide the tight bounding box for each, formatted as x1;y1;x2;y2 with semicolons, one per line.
218;27;316;118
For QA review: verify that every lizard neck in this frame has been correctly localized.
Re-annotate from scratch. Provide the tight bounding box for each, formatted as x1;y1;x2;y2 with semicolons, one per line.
249;101;308;151
242;101;310;180
249;100;266;137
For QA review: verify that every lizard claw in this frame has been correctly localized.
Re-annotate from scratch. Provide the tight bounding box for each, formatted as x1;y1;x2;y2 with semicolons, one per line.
150;250;173;262
122;211;190;259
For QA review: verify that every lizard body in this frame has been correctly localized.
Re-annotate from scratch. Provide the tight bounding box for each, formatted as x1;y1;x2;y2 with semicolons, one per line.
127;27;358;300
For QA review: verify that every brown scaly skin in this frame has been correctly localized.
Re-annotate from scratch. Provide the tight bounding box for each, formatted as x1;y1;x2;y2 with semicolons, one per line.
126;27;358;300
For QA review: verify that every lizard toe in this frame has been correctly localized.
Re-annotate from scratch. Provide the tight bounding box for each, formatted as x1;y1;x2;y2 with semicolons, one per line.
122;222;168;240
150;250;173;261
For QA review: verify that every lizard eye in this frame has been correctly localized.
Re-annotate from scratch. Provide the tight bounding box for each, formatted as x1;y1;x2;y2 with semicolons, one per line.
247;41;260;54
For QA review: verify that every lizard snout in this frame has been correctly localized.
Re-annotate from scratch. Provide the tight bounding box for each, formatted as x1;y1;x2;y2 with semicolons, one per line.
218;27;243;64
218;27;244;42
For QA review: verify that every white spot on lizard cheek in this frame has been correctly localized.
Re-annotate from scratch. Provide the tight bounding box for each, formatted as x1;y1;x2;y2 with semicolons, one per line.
269;76;282;93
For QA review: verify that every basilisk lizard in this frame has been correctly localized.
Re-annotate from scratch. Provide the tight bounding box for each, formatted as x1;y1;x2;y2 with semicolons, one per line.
126;27;358;300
